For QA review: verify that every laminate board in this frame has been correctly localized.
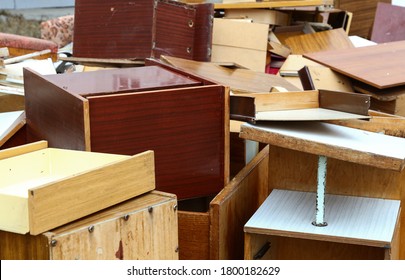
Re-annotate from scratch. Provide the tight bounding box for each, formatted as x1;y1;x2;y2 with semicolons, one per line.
240;121;405;171
371;2;405;43
245;189;400;247
0;110;25;147
285;28;354;55
160;55;300;93
304;40;405;89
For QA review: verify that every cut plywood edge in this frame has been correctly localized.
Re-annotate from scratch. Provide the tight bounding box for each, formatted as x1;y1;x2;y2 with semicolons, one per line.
245;189;401;248
0;110;26;147
0;147;155;235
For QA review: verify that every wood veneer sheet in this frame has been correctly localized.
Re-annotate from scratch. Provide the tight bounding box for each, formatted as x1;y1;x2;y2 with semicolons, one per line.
304;40;405;89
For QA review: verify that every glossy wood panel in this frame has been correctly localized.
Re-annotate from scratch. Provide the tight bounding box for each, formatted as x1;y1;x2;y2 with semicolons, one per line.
304;41;405;89
87;85;227;199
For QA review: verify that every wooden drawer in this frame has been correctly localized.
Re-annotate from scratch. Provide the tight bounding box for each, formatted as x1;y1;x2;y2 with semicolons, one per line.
0;141;155;235
23;64;229;200
0;191;178;260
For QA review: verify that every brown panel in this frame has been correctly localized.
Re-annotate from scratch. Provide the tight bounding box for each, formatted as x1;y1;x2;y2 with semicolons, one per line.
371;2;405;44
210;145;269;260
87;86;226;199
304;41;405;89
335;0;391;39
319;89;370;115
285;28;354;55
152;0;213;62
73;0;154;59
178;211;210;260
23;68;88;151
0;231;50;260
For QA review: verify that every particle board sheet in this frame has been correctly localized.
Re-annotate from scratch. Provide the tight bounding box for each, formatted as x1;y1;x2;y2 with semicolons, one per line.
160;55;300;93
304;40;405;89
370;2;405;43
284;28;354;55
214;0;332;9
244;189;401;247
334;0;391;39
239;121;405;171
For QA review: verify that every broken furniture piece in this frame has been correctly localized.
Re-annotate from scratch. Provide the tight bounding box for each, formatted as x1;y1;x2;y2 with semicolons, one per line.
241;121;405;259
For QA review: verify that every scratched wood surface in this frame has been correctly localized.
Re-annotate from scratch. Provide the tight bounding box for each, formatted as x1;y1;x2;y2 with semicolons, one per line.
370;2;405;43
285;28;354;55
304;40;405;89
161;55;300;93
0;191;178;260
240;122;405;171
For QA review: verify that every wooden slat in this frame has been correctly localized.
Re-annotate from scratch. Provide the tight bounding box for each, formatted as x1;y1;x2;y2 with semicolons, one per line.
213;0;331;9
370;2;405;44
28;150;156;235
304;40;405;89
178;211;210;260
210;145;269;259
0;110;26;148
0;140;46;160
285;28;354;55
240;122;405;171
161;55;300;93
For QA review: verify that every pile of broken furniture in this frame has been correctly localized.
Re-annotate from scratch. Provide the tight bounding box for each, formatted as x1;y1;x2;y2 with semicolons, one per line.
1;0;405;260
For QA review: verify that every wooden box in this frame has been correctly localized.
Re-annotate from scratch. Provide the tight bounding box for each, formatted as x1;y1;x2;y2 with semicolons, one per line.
73;0;213;61
178;144;269;259
23;65;229;200
0;191;178;260
0;141;155;235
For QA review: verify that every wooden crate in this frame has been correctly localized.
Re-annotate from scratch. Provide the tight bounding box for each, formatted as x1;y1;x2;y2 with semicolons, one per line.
0;141;155;235
178;145;269;259
0;191;178;260
23;64;229;200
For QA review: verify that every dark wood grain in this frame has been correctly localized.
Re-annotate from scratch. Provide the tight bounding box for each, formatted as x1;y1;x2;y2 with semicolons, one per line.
304;40;405;89
87;85;226;199
24;68;89;151
152;0;213;61
73;0;154;59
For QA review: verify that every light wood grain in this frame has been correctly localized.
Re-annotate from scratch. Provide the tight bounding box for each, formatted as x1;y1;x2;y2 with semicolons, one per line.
245;189;401;247
0;111;26;147
240;122;405;171
285;28;354;55
213;0;332;9
161;55;300;93
304;40;405;89
0;139;46;160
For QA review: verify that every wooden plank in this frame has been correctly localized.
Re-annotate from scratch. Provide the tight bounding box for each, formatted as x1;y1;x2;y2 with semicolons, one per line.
178;211;210;260
245;189;401;247
304;40;405;89
161;55;301;93
285;28;354;55
24;68;89;151
0;231;51;260
240;122;405;171
214;0;331;9
28;150;156;235
0;140;46;160
371;2;405;43
210;145;269;259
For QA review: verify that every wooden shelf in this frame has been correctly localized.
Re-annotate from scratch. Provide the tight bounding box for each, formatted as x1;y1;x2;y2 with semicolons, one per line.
213;0;333;10
240;121;405;171
245;189;401;247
